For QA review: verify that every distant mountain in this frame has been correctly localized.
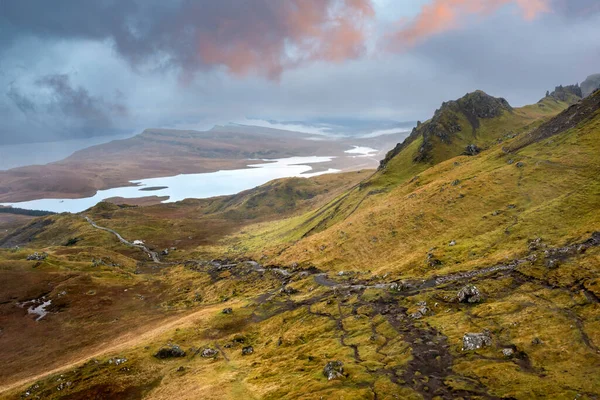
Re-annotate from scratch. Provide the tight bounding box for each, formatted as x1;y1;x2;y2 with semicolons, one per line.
581;73;600;97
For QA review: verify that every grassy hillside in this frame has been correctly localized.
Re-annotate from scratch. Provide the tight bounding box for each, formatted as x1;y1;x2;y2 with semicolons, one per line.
0;91;598;400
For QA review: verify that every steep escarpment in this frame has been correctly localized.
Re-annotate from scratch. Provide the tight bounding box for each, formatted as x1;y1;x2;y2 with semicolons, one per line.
380;91;512;169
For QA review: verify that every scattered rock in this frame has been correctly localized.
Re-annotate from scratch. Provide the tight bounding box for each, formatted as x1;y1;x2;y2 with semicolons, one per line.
528;238;544;251
107;357;128;366
177;366;186;372
457;285;482;303
507;159;514;165
462;331;492;351
241;346;254;355
222;308;233;314
502;348;514;357
161;249;169;256
516;162;525;168
531;337;543;345
26;252;48;261
464;144;481;156
449;240;456;246
323;361;345;381
451;180;461;186
280;286;298;295
154;344;186;359
426;253;442;267
201;348;219;358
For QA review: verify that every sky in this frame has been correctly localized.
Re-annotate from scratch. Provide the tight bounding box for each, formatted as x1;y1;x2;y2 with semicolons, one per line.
0;0;599;144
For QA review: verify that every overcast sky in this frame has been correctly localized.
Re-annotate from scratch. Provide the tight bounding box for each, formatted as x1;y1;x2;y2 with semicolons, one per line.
0;0;599;144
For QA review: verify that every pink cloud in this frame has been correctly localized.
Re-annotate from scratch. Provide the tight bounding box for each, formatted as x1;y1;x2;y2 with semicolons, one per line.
385;0;551;51
195;0;374;79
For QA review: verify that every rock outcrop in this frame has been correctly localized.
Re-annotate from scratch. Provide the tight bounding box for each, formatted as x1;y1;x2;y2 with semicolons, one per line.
380;91;512;168
154;344;186;359
462;331;492;351
548;84;582;102
457;285;482;303
323;361;345;380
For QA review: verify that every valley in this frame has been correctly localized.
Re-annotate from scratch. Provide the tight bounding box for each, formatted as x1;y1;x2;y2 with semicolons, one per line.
0;85;598;399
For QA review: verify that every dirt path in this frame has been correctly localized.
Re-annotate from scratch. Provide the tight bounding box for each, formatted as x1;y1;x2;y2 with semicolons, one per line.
0;301;237;396
84;216;161;262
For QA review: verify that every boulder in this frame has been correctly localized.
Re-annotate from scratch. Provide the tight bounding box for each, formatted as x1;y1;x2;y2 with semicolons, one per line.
201;348;219;358
154;344;186;359
502;348;514;357
464;144;481;156
222;308;233;314
462;331;492;351
457;285;482;303
241;346;254;355
323;361;345;381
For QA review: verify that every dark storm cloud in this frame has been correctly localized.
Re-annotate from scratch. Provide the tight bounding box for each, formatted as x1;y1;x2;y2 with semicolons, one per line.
3;74;129;144
35;74;127;126
0;0;374;79
6;84;36;114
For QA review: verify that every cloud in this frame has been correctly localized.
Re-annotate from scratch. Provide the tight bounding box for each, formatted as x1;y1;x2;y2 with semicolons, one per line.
3;73;129;142
0;0;375;80
384;0;551;51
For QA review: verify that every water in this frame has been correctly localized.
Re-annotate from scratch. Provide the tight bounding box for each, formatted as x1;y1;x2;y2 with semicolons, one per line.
1;156;339;213
344;146;378;157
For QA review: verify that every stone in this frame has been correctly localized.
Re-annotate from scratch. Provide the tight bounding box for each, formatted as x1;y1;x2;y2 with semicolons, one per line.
323;360;345;381
451;180;461;186
427;253;442;267
201;348;219;358
502;348;514;357
222;308;233;314
531;337;543;345
161;249;169;256
280;286;298;295
241;346;254;355
462;331;492;351
449;240;456;246
154;344;186;359
26;252;48;261
516;162;525;168
457;285;482;303
464;144;481;156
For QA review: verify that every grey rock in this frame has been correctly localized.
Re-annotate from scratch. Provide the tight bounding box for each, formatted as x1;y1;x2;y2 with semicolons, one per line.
457;285;482;303
516;162;525;168
161;249;169;256
241;346;254;355
464;144;481;156
27;252;48;261
222;308;233;314
323;360;345;381
462;331;492;351
502;348;514;357
154;344;186;359
449;240;456;246
201;348;219;358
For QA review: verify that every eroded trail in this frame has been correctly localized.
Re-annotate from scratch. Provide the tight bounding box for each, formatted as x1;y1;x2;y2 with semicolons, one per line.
84;216;161;262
